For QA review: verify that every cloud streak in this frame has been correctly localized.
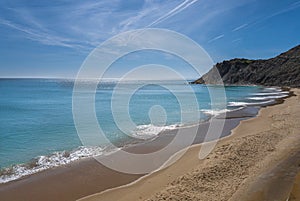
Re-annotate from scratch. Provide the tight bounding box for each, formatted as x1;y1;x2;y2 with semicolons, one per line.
0;18;90;52
0;0;202;52
147;0;199;27
2;0;293;54
232;23;248;32
266;1;300;19
240;1;300;31
208;34;224;43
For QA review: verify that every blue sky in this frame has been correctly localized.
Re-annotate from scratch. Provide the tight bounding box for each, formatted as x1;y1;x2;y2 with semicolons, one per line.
0;0;300;78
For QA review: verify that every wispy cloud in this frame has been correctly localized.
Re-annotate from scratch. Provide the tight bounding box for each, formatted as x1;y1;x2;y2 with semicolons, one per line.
266;1;300;19
208;34;224;43
1;0;288;54
0;18;90;52
232;38;242;43
0;0;199;52
147;0;199;27
244;1;300;30
232;23;248;32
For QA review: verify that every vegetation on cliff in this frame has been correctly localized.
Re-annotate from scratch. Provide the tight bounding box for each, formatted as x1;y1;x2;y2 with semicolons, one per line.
191;45;300;87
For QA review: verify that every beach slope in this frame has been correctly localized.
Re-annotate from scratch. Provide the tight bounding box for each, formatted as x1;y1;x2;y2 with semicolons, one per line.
80;89;300;201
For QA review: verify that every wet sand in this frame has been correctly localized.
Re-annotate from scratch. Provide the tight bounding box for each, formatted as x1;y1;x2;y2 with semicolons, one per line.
79;89;300;201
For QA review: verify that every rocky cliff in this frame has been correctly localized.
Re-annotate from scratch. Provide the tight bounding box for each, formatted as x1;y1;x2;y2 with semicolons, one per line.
191;45;300;87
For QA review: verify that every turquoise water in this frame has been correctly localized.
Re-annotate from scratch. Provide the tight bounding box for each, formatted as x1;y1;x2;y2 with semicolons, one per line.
0;79;286;182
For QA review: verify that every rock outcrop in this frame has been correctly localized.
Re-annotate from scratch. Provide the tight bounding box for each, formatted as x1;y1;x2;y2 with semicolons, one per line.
191;45;300;87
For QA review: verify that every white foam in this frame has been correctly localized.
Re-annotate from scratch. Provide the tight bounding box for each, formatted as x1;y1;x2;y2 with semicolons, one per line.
131;124;180;139
201;106;246;116
0;146;110;184
228;100;274;107
247;94;288;100
0;123;180;183
228;102;249;106
251;92;289;96
264;87;281;91
201;109;231;116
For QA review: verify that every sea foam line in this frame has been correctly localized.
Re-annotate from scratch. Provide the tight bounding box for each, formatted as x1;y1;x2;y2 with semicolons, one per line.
0;146;113;184
247;94;288;100
0;123;181;184
228;100;275;107
131;124;181;139
251;91;289;96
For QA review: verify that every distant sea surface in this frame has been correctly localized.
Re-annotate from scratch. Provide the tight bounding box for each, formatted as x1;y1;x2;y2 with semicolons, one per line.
0;78;288;183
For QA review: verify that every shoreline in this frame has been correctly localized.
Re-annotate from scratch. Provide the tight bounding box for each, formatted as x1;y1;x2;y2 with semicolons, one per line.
79;88;300;201
0;88;294;201
0;109;253;201
0;105;254;184
0;86;281;184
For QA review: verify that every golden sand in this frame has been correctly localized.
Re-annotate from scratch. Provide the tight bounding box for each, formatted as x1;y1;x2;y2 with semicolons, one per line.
80;89;300;201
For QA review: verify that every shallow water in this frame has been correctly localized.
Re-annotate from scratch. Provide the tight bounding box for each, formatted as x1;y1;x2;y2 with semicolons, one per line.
0;78;287;182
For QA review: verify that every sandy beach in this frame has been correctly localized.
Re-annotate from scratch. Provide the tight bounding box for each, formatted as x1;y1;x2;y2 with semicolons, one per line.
1;1;299;200
290;172;300;200
78;89;300;201
0;89;299;201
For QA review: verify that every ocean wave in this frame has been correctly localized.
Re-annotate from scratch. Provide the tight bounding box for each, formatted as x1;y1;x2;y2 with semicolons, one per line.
201;109;231;116
131;124;180;139
251;91;289;96
0;146;114;184
247;94;288;100
263;87;281;91
228;100;275;107
0;124;180;183
201;107;245;116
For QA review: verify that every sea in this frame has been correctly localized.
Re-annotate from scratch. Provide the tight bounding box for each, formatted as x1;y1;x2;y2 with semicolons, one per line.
0;78;289;183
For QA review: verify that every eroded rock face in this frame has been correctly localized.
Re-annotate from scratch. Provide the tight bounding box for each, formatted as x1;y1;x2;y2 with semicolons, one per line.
191;45;300;87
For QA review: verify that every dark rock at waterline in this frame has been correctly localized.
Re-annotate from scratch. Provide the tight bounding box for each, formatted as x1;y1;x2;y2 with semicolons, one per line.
191;45;300;87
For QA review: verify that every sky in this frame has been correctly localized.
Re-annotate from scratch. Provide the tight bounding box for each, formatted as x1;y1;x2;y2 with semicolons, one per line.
0;0;300;79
